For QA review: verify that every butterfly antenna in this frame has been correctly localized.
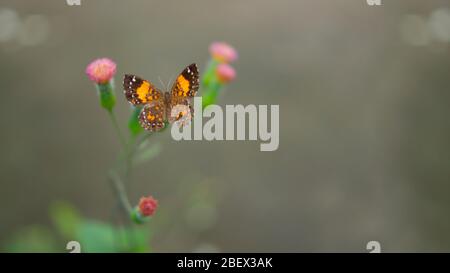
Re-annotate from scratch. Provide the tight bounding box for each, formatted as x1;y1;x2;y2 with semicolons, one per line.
158;76;165;90
167;74;175;91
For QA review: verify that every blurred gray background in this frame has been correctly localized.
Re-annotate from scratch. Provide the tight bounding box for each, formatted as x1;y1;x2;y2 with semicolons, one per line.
0;0;450;252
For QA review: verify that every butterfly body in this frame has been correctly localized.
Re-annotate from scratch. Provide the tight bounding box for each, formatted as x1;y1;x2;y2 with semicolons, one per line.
123;63;199;131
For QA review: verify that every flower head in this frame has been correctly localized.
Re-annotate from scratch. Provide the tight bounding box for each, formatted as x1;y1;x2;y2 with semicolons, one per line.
209;42;238;63
138;196;158;217
85;58;117;84
216;63;236;83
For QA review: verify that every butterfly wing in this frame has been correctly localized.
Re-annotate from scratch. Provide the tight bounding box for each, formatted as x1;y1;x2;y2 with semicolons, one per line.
168;63;199;124
167;98;193;124
170;63;199;99
139;101;166;132
123;74;163;105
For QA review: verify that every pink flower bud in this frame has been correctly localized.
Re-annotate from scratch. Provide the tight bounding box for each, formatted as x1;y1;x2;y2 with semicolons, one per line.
85;58;117;84
209;42;238;63
138;196;158;217
216;63;236;83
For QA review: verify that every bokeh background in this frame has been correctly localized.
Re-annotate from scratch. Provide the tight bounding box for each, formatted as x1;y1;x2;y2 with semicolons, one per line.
1;0;450;252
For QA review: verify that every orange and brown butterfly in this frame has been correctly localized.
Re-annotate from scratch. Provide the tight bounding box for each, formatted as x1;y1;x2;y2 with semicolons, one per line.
123;63;199;131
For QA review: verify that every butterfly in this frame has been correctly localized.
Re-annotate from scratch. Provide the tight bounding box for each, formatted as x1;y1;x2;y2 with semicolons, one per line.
123;63;199;131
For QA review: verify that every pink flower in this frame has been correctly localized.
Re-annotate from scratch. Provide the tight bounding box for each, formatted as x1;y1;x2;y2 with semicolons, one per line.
138;196;158;217
85;58;117;84
216;63;236;83
209;42;238;63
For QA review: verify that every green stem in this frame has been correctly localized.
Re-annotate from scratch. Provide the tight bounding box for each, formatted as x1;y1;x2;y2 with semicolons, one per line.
202;59;219;87
107;115;160;222
108;110;127;149
108;170;132;215
124;135;136;190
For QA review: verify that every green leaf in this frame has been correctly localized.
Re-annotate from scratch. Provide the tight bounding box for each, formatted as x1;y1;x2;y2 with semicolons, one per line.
76;221;118;253
49;201;82;240
128;106;144;136
3;225;58;253
134;141;162;165
76;221;151;253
